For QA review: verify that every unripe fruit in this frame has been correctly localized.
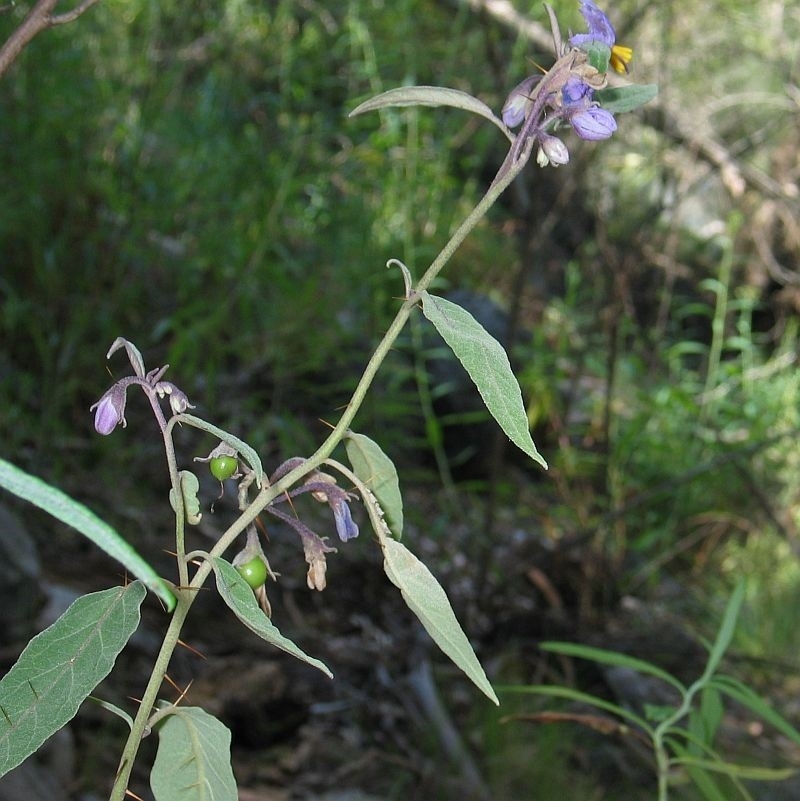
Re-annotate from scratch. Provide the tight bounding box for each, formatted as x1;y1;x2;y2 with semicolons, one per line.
209;455;237;481
236;557;268;589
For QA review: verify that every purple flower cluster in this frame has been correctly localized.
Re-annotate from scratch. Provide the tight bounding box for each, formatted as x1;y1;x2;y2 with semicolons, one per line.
501;0;631;166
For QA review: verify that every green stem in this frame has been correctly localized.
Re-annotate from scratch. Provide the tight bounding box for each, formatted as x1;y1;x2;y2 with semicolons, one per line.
109;589;192;800
107;132;532;801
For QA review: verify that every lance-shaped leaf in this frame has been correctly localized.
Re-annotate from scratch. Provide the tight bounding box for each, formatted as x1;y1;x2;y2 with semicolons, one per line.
0;582;146;778
349;86;511;140
344;431;403;539
211;557;332;678
420;293;547;469
381;538;498;704
150;706;237;801
0;459;175;611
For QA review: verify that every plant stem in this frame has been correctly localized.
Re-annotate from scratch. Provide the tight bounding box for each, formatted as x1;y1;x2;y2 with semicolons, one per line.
108;590;192;801
107;130;532;801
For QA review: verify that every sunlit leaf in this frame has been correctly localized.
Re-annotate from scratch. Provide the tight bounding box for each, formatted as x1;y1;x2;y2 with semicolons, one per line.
0;582;146;778
420;293;547;468
211;557;332;678
381;538;498;704
344;431;403;539
151;706;237;801
0;459;175;611
349;86;511;139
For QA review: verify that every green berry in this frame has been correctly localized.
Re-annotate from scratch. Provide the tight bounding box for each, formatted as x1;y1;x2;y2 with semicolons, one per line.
209;455;237;481
236;557;268;589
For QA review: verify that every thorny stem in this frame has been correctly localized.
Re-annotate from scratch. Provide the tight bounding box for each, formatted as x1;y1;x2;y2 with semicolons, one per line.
108;126;535;801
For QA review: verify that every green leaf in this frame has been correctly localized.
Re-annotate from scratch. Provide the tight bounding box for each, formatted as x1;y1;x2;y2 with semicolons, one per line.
500;684;651;732
702;580;745;681
349;86;510;139
675;755;796;782
0;459;175;611
540;642;687;694
595;83;658;113
211;557;332;678
420;293;547;469
151;707;237;801
0;582;146;778
175;414;264;488
344;431;403;539
380;538;498;704
709;675;800;745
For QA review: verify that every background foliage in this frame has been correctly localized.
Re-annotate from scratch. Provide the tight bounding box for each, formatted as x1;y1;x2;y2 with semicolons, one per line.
2;0;800;798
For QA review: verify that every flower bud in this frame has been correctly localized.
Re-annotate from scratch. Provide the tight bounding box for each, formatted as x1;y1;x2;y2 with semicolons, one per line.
538;134;570;166
501;75;540;128
90;385;127;435
570;106;617;140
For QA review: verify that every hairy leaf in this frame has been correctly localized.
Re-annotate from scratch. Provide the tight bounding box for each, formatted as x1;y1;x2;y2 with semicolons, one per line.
344;431;403;538
151;707;237;801
0;459;175;610
0;582;146;778
595;84;658;113
212;557;332;678
420;293;547;469
381;538;498;704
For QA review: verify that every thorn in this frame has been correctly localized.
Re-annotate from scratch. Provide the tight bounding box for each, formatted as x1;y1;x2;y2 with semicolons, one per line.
124;789;146;801
0;705;12;727
177;638;207;660
28;680;38;700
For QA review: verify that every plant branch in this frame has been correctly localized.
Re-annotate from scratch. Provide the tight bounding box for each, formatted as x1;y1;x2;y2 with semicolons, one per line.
0;0;101;78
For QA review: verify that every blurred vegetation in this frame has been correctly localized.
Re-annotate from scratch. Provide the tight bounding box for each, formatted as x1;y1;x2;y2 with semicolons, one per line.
2;0;800;798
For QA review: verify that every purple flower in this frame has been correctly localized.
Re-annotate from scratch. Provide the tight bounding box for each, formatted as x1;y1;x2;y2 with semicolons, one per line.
501;75;541;128
570;106;617;140
560;76;617;140
569;0;616;49
90;384;128;435
331;496;359;542
569;0;633;74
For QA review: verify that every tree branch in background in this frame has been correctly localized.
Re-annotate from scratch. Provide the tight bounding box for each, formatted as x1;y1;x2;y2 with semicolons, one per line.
0;0;101;79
